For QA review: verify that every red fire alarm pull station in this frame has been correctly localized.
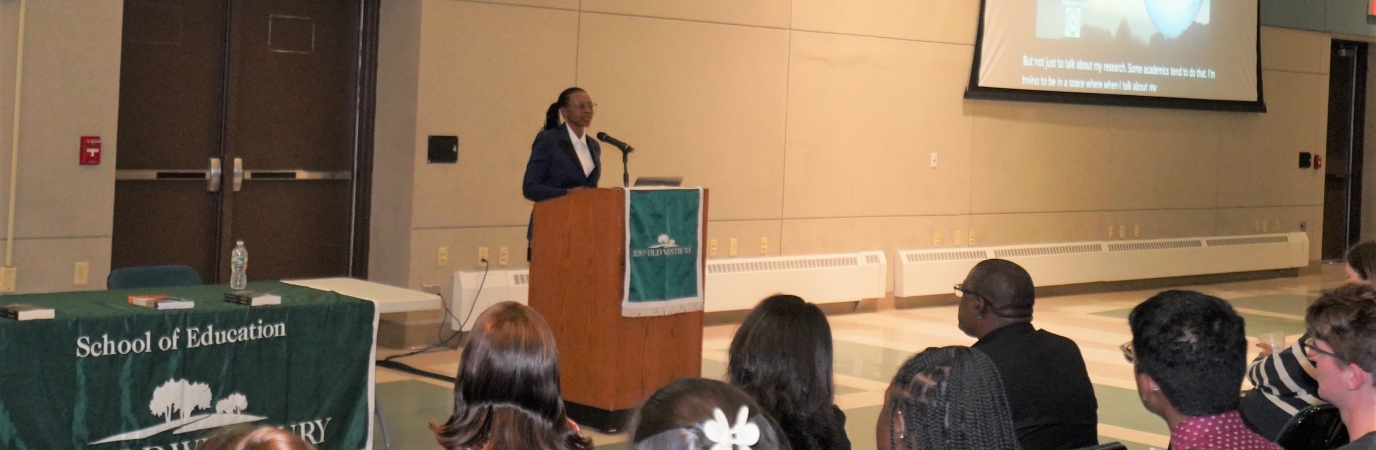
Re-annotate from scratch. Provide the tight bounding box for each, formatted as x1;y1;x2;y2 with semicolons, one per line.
79;136;101;165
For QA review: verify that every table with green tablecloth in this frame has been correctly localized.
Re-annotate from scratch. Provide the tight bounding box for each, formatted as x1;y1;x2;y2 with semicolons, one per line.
0;281;377;450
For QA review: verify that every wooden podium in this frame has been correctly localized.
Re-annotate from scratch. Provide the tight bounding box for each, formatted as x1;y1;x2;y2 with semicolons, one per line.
528;188;705;432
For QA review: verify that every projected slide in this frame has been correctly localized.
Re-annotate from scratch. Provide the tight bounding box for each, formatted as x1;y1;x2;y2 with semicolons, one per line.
970;0;1260;107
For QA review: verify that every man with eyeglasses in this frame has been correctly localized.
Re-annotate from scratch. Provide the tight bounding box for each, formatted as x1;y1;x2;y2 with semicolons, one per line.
1304;283;1376;449
957;259;1098;450
1124;290;1279;450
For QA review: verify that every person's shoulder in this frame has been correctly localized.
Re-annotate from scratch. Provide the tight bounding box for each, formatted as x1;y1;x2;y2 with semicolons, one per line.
1035;328;1081;347
535;126;568;143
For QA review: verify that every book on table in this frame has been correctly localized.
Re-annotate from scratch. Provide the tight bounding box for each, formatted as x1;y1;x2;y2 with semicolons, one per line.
225;290;281;306
1;303;54;320
128;294;195;310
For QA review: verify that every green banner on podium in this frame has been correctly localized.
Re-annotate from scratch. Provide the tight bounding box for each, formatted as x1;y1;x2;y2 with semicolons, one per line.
622;188;704;317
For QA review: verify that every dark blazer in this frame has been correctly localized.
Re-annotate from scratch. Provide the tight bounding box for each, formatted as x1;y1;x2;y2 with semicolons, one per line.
972;323;1099;450
523;124;601;240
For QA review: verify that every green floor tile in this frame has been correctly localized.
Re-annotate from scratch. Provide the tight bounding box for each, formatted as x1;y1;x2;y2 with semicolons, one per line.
373;380;454;450
1229;294;1316;317
1093;307;1306;337
1093;383;1170;436
833;340;915;383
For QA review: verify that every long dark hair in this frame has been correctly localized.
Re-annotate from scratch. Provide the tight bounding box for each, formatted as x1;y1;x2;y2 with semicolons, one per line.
885;347;1019;450
543;87;585;131
728;295;842;450
1347;241;1376;281
430;302;591;450
629;378;792;450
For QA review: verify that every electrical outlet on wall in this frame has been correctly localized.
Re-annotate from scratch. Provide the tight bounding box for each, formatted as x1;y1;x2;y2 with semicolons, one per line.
1134;225;1140;238
760;237;768;255
499;247;509;266
729;239;738;257
478;247;489;264
955;230;963;247
934;232;942;247
1;267;16;292
74;262;89;285
710;239;718;257
438;247;449;267
968;231;976;246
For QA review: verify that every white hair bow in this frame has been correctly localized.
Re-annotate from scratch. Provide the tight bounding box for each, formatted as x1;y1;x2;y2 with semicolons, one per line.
702;406;761;450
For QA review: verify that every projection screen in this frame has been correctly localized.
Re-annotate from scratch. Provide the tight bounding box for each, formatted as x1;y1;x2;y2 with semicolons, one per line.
965;0;1265;112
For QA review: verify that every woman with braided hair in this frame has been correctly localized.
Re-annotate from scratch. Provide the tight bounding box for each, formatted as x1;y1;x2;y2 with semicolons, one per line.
876;346;1020;450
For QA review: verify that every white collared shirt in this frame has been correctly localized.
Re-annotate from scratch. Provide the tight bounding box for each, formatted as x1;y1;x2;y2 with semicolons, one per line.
566;125;594;177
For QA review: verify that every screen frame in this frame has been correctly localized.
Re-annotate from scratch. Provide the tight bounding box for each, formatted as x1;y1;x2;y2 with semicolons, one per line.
963;0;1267;113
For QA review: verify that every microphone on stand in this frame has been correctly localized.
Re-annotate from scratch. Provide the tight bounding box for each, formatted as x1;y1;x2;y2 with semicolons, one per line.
596;132;634;153
596;132;634;187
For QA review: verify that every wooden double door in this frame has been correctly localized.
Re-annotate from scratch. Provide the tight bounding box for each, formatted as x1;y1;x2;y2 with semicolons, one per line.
112;0;377;283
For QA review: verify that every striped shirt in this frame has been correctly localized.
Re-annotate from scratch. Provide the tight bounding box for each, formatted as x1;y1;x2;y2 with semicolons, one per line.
1246;331;1325;416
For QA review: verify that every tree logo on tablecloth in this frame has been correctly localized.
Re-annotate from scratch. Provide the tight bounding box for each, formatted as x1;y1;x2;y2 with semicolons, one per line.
89;378;266;444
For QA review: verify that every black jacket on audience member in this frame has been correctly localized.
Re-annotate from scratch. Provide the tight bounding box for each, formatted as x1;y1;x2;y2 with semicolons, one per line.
972;322;1099;450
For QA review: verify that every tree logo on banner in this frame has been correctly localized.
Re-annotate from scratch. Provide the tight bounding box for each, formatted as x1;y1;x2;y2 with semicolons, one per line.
649;234;679;249
90;378;266;444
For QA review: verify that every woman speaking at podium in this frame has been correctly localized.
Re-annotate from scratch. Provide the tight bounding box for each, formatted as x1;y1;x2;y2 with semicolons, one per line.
523;87;602;261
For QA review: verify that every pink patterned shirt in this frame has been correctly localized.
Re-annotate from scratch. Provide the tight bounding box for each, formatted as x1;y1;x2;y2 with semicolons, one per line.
1170;410;1280;450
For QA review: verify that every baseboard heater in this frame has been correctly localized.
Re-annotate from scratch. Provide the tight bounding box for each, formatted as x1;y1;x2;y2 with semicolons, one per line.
894;232;1309;297
449;251;889;324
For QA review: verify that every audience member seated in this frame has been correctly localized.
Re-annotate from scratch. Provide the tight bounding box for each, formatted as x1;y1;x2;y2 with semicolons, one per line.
1343;241;1376;286
877;346;1020;450
198;425;315;450
1233;240;1376;439
627;378;791;450
1126;290;1280;450
430;301;591;450
729;294;850;450
1304;283;1376;449
957;259;1098;449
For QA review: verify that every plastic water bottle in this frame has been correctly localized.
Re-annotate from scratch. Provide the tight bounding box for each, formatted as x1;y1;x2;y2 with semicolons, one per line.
230;240;248;290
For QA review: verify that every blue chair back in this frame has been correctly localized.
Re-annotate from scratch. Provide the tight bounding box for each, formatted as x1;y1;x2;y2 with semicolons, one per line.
107;265;203;289
1277;404;1349;450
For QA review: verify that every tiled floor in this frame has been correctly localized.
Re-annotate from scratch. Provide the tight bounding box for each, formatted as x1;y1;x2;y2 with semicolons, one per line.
372;265;1346;450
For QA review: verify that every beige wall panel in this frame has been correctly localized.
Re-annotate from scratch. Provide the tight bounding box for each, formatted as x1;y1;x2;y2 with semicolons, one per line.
1260;27;1330;75
1216;71;1327;208
1103;108;1223;210
1214;206;1323;261
0;4;19;228
7;237;111;294
968;212;1105;247
581;0;790;28
577;14;789;221
371;0;423;287
791;0;979;45
442;0;578;11
781;215;970;291
14;0;122;239
705;220;783;259
783;32;973;218
781;215;970;255
1098;209;1217;241
410;226;529;290
969;102;1115;214
412;2;578;229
